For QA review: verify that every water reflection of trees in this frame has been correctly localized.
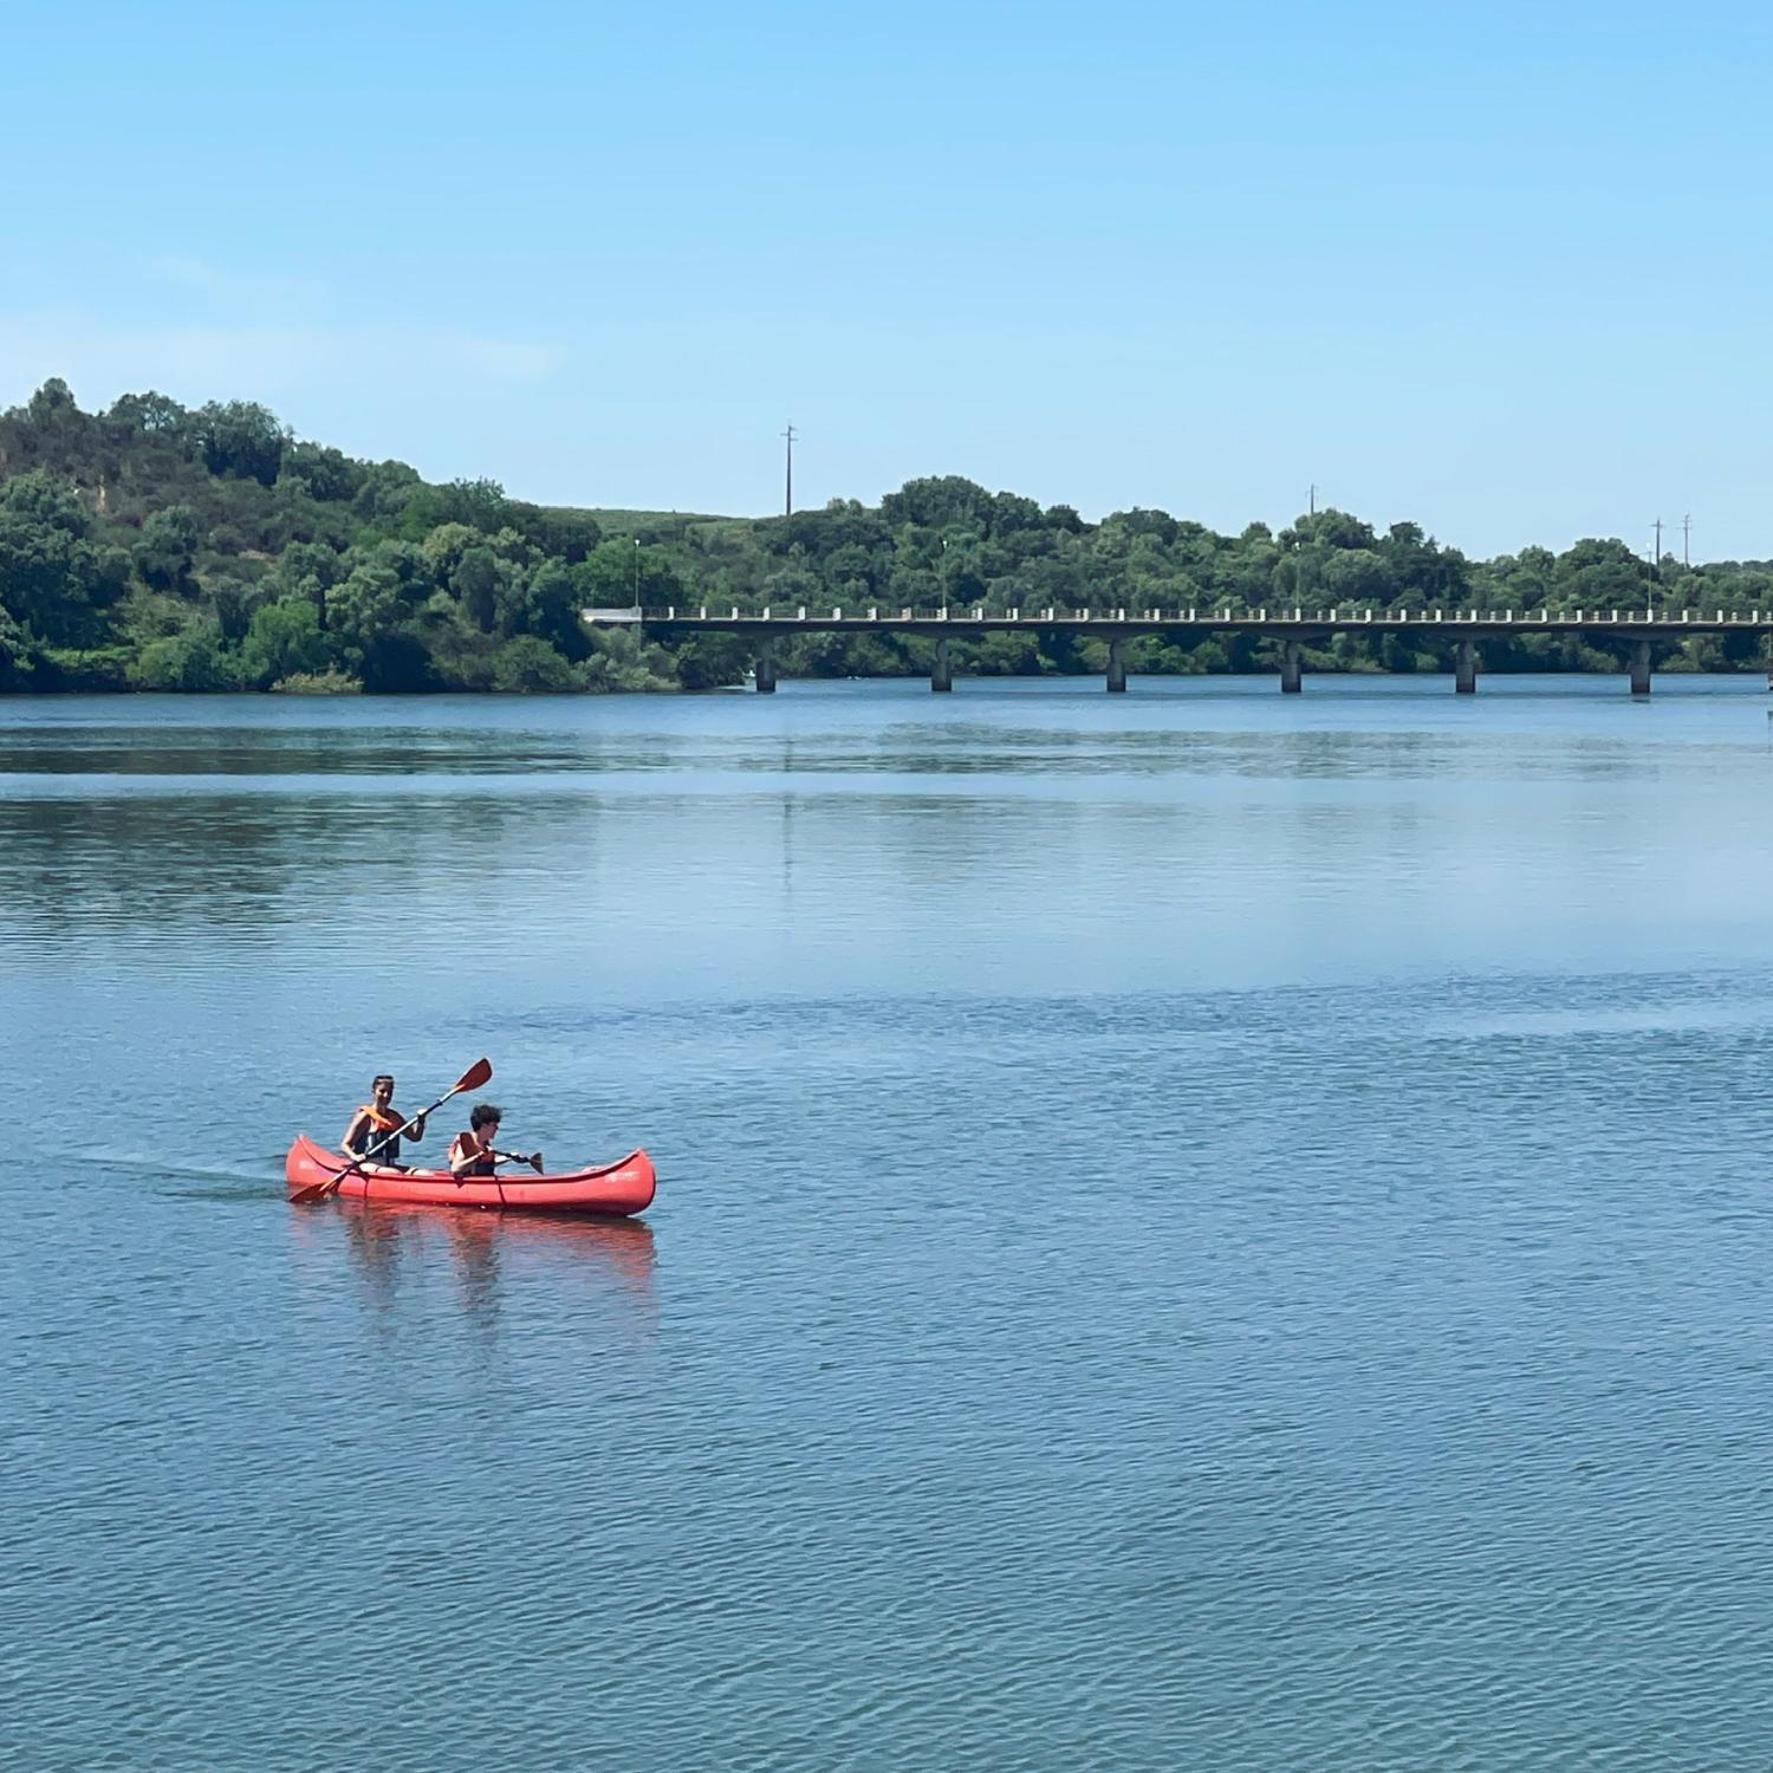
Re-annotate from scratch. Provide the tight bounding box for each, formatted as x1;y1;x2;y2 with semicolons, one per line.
0;727;632;778
0;790;612;948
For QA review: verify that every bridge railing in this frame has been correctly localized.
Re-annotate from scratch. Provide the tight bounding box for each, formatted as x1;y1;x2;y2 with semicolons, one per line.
627;605;1771;626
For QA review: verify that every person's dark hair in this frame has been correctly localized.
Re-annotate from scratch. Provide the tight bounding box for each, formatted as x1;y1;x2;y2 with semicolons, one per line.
470;1102;503;1131
372;1074;394;1089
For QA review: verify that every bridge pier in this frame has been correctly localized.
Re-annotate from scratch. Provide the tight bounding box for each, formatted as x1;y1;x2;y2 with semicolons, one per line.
1631;639;1652;697
755;643;776;693
1107;637;1128;693
1281;640;1302;694
1456;640;1477;694
931;637;952;692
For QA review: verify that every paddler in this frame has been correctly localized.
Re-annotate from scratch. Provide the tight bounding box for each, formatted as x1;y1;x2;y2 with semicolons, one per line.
449;1103;544;1177
342;1074;427;1172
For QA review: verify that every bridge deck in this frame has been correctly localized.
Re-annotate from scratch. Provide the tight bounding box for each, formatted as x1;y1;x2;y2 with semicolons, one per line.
589;605;1773;637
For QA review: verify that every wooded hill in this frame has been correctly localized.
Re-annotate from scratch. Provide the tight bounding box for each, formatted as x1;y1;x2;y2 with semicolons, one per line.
1;378;1766;692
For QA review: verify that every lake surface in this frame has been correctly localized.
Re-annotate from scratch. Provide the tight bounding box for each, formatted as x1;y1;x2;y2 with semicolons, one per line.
6;675;1773;1770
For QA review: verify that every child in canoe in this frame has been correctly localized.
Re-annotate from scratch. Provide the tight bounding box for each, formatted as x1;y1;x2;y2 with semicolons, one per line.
449;1103;544;1177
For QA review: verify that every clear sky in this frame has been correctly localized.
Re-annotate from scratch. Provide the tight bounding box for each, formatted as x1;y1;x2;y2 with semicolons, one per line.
4;0;1769;559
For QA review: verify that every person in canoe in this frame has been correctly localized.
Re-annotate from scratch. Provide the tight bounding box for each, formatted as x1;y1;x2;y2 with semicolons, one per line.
449;1103;544;1178
342;1074;427;1172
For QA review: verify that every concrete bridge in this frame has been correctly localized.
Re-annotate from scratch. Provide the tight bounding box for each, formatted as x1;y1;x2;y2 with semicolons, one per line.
584;604;1773;695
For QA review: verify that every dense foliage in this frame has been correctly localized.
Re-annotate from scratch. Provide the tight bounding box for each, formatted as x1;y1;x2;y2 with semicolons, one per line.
1;378;1767;693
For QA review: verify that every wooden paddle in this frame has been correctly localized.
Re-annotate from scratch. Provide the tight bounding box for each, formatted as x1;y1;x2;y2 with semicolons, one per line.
292;1057;493;1204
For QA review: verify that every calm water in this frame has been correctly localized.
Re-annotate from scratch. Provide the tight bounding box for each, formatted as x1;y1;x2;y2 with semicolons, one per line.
6;676;1773;1770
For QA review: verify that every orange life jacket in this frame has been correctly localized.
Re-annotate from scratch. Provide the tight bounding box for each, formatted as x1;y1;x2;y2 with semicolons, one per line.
450;1131;497;1178
346;1101;408;1163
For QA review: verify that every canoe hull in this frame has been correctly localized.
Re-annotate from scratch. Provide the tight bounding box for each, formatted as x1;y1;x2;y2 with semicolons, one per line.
285;1134;656;1216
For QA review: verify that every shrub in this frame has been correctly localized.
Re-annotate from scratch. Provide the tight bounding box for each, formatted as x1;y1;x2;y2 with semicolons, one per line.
271;669;362;695
489;635;580;692
130;628;236;691
37;645;133;690
241;598;331;687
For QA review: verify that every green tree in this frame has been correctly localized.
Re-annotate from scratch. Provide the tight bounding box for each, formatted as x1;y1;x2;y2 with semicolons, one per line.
351;460;423;525
1557;538;1650;607
241;598;333;687
1321;548;1396;605
0;603;34;688
672;632;750;690
137;505;202;591
105;390;188;436
194;401;288;485
451;545;506;632
130;626;235;690
279;440;362;502
577;540;682;608
2;469;90;533
509;502;602;563
0;474;129;646
426;477;509;534
28;377;79;423
523;560;591;657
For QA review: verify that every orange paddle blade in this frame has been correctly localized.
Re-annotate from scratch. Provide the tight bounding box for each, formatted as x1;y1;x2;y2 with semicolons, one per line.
288;1152;354;1206
454;1057;493;1094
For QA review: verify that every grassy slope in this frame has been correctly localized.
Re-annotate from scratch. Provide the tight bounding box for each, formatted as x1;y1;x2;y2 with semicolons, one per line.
578;508;751;540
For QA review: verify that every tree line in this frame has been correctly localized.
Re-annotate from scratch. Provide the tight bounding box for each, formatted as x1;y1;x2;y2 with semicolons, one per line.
1;377;1767;693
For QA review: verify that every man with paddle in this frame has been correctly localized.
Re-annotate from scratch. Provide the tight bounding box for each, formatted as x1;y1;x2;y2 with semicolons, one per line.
449;1103;545;1178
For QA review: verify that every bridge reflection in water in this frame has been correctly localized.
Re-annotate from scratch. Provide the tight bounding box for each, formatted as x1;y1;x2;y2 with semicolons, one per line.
586;603;1773;696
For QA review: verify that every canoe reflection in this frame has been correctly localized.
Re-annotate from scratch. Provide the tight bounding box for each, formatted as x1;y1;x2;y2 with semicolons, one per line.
336;1201;656;1321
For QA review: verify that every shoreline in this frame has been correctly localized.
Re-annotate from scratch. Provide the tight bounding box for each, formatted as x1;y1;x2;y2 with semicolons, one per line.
4;663;1772;699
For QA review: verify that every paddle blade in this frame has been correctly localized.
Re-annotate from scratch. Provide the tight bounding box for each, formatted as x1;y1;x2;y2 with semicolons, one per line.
454;1057;493;1095
289;1158;351;1205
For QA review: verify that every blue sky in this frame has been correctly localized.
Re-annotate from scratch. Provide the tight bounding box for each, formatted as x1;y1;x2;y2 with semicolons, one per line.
4;0;1771;558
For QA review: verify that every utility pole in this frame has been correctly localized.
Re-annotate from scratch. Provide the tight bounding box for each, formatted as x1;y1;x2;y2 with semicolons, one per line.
1309;483;1317;517
782;424;796;518
1683;513;1691;569
1652;516;1663;581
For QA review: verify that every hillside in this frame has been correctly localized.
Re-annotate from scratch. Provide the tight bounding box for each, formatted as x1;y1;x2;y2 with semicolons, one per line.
1;377;1769;693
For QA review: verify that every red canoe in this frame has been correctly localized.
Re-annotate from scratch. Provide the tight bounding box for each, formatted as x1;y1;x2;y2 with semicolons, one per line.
284;1134;656;1217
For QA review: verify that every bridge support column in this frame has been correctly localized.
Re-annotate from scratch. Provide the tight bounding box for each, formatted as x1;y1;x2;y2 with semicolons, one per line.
1630;639;1652;697
1281;640;1302;694
1107;637;1128;692
1455;639;1477;694
755;643;776;693
931;637;952;692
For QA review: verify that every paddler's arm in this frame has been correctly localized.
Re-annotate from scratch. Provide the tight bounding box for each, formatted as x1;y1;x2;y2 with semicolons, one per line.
447;1138;483;1178
342;1107;373;1155
405;1111;427;1143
